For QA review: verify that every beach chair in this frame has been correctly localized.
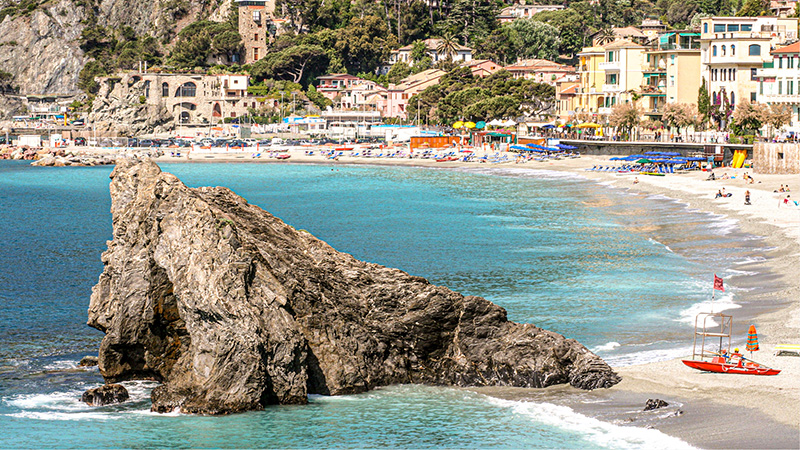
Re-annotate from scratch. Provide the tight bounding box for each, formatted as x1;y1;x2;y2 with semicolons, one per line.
775;344;800;356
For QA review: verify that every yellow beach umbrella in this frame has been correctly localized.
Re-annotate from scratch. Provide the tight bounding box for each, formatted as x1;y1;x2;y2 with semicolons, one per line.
576;122;601;128
453;121;464;129
464;121;476;129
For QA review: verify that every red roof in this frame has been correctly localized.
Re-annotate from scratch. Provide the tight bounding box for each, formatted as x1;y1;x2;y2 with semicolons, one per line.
773;41;800;54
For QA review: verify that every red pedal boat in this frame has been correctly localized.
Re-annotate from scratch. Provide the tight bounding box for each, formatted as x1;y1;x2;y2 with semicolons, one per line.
682;357;781;376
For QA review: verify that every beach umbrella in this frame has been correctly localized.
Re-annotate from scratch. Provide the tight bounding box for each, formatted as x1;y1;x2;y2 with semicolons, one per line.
746;324;759;358
576;122;601;128
464;122;476;129
475;121;486;129
636;158;653;163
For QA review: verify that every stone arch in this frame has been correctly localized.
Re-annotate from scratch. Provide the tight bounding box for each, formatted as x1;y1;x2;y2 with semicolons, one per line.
180;111;191;123
213;103;222;117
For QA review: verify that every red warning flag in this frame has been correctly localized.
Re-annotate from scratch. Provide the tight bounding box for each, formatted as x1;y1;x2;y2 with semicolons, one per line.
713;274;724;292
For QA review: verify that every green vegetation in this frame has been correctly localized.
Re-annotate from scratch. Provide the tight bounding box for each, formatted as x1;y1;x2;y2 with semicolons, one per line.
406;67;555;124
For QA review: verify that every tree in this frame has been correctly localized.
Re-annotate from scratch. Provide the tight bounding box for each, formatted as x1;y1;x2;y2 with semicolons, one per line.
608;102;642;139
438;0;498;46
251;45;328;85
170;21;242;68
532;9;591;57
736;0;770;16
762;103;791;137
697;77;710;128
436;32;460;61
730;101;766;137
335;15;397;74
508;20;561;61
386;61;412;84
663;102;698;137
594;27;617;45
474;27;517;65
410;40;428;64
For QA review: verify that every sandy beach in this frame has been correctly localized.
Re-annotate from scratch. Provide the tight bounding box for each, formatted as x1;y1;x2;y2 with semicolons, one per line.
53;146;800;447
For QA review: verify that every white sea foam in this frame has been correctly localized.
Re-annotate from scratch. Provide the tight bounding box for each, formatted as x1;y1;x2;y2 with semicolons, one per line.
603;344;695;367
42;360;81;371
486;397;696;450
474;166;590;181
7;411;116;421
592;342;621;352
678;294;741;327
647;238;673;253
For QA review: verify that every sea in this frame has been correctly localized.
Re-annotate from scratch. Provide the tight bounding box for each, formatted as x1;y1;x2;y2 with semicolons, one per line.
0;160;774;448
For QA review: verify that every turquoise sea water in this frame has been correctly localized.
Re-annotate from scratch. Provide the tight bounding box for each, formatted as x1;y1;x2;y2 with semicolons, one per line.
0;160;769;448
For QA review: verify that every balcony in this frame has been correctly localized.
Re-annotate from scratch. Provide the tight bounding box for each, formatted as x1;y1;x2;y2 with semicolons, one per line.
641;64;666;73
602;84;621;92
759;94;800;103
598;107;613;115
599;61;620;71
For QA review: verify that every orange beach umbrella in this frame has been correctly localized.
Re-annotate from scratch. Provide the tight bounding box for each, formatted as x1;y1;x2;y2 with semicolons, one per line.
746;324;759;357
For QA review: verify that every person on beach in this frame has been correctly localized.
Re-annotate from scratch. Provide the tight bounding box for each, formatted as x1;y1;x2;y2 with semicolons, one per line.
633;177;639;184
721;173;729;179
715;189;723;199
745;190;751;205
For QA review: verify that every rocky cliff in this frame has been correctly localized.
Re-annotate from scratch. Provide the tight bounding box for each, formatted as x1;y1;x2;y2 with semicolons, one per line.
87;76;175;136
87;159;621;415
0;0;89;95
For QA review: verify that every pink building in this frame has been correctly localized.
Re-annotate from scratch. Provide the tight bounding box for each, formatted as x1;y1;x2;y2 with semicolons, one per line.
503;59;577;85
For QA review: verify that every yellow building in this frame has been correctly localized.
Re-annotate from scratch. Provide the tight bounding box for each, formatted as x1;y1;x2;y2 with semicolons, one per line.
641;32;702;120
599;39;646;115
576;46;605;116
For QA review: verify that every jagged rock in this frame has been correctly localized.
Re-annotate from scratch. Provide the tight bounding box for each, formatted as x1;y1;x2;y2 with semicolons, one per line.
81;383;129;405
88;77;175;137
79;356;99;367
644;398;670;411
87;159;621;415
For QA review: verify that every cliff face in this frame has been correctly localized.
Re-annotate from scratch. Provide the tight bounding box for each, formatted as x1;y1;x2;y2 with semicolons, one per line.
88;159;621;415
0;0;89;95
87;76;175;137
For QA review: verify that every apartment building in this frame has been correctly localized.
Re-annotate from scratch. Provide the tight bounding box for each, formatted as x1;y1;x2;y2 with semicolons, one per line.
575;46;606;114
385;69;447;119
598;39;646;114
388;39;473;67
641;31;702;119
755;41;800;128
503;59;577;85
700;16;799;118
497;3;564;23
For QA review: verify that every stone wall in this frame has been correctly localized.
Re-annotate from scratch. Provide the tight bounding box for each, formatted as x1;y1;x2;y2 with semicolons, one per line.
754;143;800;174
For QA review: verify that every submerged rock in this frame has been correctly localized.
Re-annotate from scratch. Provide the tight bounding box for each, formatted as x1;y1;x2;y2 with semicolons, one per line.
644;399;670;411
78;356;99;367
81;384;129;405
87;159;621;415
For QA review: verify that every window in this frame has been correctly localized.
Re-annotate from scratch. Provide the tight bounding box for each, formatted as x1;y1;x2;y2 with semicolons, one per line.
712;45;717;57
731;45;735;55
791;57;795;69
727;24;739;32
732;69;736;81
730;92;735;104
254;33;258;41
671;55;675;65
176;82;196;97
779;80;783;95
254;48;259;60
143;80;150;98
161;82;169;97
749;45;761;56
790;80;794;95
721;69;726;82
714;24;725;32
741;24;752;31
760;81;764;95
722;45;726;56
751;91;757;101
751;68;758;80
704;23;708;33
670;75;675;86
779;57;783;69
607;51;614;62
646;54;650;62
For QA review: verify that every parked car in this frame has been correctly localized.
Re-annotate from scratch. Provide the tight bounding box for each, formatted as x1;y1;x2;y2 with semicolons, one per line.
70;120;85;126
73;137;86;146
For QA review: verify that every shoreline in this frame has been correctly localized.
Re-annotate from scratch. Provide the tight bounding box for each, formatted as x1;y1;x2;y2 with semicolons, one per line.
32;148;800;447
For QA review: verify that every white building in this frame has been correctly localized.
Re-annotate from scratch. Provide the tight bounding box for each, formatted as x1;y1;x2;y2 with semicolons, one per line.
755;41;800;129
388;39;472;67
598;39;646;115
700;16;799;116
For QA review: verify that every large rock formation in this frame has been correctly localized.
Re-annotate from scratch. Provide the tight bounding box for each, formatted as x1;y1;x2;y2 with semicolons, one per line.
87;76;175;137
88;159;621;415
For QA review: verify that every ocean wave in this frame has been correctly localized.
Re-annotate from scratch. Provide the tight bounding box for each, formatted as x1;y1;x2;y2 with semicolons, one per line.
7;411;116;421
677;294;741;327
604;345;695;367
486;397;696;450
592;342;621;352
469;166;590;181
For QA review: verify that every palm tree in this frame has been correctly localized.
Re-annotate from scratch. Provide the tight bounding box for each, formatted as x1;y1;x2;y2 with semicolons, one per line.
437;32;459;61
595;27;616;46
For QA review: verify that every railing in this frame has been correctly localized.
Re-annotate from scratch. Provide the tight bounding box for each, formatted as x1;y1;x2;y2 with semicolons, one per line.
758;94;800;103
602;84;621;92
